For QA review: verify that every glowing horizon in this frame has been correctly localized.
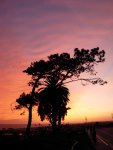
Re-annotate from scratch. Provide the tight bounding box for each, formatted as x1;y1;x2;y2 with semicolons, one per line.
0;0;113;126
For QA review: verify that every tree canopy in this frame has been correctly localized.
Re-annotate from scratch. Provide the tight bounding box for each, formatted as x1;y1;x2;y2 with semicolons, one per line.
24;47;106;86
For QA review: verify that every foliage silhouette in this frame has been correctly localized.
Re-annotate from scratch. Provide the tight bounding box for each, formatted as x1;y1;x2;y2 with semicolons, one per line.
15;47;107;134
15;60;48;136
38;76;70;132
15;92;38;136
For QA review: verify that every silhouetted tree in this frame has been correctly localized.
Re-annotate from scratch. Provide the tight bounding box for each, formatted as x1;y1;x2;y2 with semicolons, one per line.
15;60;49;136
15;47;106;134
22;60;51;135
15;92;38;136
37;47;106;132
38;76;70;132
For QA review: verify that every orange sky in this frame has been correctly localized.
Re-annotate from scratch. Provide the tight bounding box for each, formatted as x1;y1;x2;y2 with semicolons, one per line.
0;0;113;126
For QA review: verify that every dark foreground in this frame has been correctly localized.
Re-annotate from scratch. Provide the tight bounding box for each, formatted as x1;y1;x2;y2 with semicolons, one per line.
0;124;95;150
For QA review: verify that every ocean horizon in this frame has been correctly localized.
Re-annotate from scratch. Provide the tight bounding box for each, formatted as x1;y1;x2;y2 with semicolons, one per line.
0;124;27;130
0;123;44;130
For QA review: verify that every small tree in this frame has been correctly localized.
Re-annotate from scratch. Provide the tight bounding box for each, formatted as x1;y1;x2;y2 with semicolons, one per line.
15;92;38;136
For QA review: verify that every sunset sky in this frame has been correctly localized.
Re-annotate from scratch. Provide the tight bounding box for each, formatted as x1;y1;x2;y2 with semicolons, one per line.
0;0;113;126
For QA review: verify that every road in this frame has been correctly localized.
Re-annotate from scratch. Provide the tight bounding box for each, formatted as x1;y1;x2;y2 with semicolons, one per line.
96;127;113;150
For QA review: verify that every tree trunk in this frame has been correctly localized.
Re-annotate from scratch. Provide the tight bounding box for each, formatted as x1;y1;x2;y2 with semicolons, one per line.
25;79;39;136
26;104;32;136
52;115;57;134
58;116;61;131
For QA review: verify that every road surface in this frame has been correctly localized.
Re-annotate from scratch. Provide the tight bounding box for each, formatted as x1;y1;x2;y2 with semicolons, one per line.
96;127;113;150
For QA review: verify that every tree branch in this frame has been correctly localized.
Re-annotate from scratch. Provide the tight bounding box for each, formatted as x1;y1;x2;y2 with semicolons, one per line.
63;77;107;85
